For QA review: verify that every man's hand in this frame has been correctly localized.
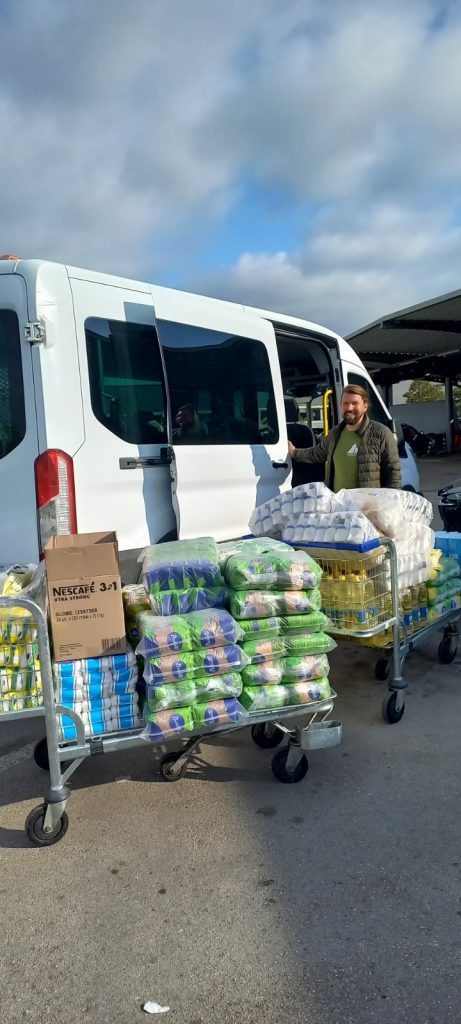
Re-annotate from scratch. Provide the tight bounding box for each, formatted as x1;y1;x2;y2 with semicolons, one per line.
288;440;296;458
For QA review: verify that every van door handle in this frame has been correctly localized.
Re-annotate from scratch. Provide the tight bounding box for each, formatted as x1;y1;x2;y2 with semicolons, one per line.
119;448;174;470
272;460;288;469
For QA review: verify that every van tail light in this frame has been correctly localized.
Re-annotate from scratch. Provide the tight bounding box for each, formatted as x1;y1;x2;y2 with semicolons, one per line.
35;450;77;554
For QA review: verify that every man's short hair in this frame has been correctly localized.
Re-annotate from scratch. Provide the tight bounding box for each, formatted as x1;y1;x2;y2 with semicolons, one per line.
342;384;369;404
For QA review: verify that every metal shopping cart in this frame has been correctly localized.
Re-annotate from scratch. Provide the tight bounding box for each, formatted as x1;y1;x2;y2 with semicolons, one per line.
291;538;460;724
1;595;342;846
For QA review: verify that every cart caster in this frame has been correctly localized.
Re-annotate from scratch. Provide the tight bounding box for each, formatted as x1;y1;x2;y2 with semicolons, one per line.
382;692;405;724
33;738;71;774
251;722;284;749
25;804;69;847
438;636;458;664
375;658;390;681
271;746;308;784
160;752;186;781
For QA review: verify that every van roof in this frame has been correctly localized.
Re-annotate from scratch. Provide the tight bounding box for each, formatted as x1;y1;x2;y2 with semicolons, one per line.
0;255;356;359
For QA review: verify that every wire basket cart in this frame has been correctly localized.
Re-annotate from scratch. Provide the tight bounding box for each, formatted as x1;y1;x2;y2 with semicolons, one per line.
1;595;342;846
292;538;460;724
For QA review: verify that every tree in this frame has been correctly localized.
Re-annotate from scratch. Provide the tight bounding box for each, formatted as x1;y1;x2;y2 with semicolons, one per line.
404;380;444;403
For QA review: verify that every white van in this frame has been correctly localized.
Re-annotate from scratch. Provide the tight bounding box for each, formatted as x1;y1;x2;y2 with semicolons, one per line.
0;256;417;580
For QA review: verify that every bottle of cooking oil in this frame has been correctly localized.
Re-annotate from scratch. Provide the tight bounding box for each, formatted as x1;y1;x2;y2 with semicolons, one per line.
410;585;421;631
418;582;428;625
401;587;414;635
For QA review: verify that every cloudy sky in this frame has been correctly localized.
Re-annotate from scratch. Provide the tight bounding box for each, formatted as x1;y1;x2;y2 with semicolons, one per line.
1;0;461;335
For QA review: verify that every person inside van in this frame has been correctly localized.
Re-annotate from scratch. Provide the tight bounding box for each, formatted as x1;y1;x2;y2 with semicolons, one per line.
173;403;208;442
287;384;401;490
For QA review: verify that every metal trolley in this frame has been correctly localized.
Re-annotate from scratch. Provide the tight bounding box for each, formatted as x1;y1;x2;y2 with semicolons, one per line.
294;538;460;724
1;595;342;847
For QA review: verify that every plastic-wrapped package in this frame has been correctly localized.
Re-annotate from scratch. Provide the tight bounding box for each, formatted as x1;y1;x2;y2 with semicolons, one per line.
59;695;143;740
217;537;287;569
390;523;435;556
148;586;230;615
240;636;287;664
427;577;461;606
141;537;224;592
146;672;243;712
142;643;248;684
241;676;332;711
186;609;244;648
239;616;282;639
136;612;194;657
248;484;338;537
282;611;332;633
283;632;336;655
191;697;247;730
142;705;195;742
279;652;330;681
224;549;322;592
242;652;330;686
242;660;285;685
282;511;380;547
335;487;433;530
230;588;322;619
122;584;151;642
430;555;461;585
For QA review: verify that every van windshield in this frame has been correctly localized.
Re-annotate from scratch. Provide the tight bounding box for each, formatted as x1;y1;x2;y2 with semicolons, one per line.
0;310;26;458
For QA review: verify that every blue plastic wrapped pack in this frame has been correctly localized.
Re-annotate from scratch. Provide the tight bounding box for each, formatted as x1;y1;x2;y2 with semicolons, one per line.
186;609;244;649
216;537;288;570
141;706;195;742
141;537;224;593
191;697;247;729
146;671;243;712
136;612;194;657
148;586;230;616
142;643;248;684
230;589;322;619
241;676;332;711
225;548;322;591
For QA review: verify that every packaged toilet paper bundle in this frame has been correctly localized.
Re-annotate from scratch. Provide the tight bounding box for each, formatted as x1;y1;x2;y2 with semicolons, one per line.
54;651;143;740
248;483;339;538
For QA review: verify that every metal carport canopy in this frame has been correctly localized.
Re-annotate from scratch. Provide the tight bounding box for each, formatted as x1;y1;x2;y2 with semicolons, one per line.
345;289;461;387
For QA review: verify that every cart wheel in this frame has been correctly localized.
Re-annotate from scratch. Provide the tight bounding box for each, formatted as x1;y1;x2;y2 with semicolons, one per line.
160;752;186;781
25;804;69;847
438;637;458;664
271;746;308;784
33;738;72;775
33;738;49;771
382;692;405;724
375;658;390;682
251;723;284;749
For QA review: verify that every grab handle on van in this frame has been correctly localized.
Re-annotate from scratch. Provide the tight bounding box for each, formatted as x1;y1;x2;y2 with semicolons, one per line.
272;460;288;469
323;389;333;437
120;448;174;470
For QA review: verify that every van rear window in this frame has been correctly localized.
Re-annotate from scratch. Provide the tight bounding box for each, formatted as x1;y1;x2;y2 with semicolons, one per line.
0;310;26;459
85;318;168;444
157;320;278;445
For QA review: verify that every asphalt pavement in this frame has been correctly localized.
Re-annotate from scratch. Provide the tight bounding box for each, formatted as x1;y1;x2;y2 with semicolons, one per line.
1;456;461;1024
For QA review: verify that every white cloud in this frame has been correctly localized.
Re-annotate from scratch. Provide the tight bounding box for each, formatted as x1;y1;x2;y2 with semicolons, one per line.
0;0;461;333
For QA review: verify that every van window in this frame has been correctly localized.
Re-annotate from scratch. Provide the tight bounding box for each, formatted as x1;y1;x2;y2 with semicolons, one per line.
347;371;391;427
157;320;278;444
85;318;168;444
0;310;26;458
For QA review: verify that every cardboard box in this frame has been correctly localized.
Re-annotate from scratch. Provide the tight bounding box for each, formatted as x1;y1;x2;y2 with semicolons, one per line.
45;532;126;662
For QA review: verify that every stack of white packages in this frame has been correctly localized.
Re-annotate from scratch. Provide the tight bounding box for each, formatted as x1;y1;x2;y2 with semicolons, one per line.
55;652;143;740
250;484;339;539
282;511;379;546
249;483;380;547
335;489;435;588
